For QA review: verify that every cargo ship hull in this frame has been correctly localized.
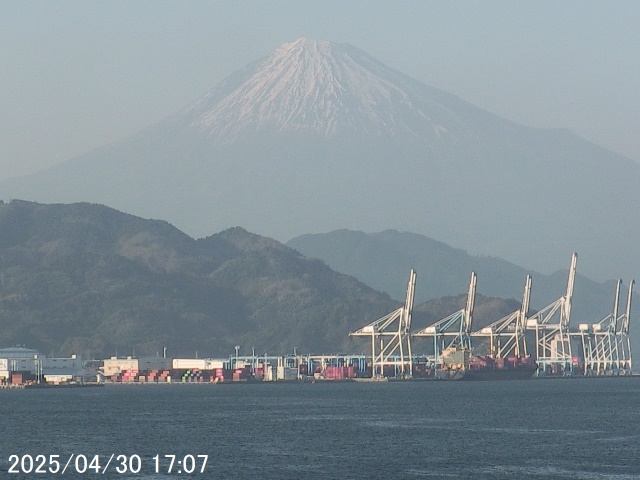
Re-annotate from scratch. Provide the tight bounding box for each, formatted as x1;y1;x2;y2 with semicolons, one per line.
463;367;536;381
465;354;537;380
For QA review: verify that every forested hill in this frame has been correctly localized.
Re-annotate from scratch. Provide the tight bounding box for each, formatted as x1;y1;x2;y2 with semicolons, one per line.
0;200;517;359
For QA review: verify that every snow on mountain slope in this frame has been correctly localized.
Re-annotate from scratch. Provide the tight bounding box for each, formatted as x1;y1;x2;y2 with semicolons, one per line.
184;38;487;142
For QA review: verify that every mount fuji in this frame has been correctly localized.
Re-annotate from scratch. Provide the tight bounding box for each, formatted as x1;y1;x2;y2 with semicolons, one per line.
3;38;640;281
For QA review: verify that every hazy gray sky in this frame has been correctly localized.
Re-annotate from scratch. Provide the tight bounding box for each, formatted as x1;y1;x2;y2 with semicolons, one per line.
1;1;638;182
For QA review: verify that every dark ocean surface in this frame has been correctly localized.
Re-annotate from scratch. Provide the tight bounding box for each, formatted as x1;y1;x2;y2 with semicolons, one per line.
1;378;640;479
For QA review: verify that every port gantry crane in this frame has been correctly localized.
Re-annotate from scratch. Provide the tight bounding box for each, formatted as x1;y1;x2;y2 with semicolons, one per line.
579;279;620;375
471;275;532;359
616;279;634;374
526;252;577;376
412;272;477;365
579;279;633;376
349;269;416;378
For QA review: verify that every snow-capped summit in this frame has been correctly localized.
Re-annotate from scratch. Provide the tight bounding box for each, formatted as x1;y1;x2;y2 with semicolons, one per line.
185;37;469;141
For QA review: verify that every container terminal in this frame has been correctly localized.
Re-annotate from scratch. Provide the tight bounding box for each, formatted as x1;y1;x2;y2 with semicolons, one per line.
0;253;635;386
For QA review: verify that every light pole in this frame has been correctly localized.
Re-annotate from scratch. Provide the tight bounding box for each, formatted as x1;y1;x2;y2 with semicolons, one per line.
293;347;300;379
251;346;256;370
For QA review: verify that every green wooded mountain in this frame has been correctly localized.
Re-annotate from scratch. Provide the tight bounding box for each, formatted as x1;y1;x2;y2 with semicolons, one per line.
289;230;640;355
0;200;401;358
0;200;522;359
287;229;624;324
287;230;640;354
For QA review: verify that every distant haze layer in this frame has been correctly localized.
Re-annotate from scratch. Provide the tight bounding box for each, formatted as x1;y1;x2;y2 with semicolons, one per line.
2;38;639;282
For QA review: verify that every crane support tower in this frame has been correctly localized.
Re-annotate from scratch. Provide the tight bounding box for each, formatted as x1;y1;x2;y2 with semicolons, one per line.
579;280;620;375
578;279;634;376
349;268;416;378
471;275;531;359
412;272;477;365
616;279;634;374
526;252;577;376
578;279;626;375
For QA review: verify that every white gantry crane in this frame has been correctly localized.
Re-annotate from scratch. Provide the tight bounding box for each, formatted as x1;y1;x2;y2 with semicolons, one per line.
526;252;577;376
412;272;477;364
349;269;416;378
579;279;620;375
471;275;531;359
616;279;634;375
579;279;634;376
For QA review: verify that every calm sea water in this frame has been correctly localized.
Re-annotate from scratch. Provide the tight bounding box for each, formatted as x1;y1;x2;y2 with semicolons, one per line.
1;378;640;479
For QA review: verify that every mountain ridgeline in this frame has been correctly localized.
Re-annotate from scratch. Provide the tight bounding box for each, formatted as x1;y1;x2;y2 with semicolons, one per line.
0;200;522;359
2;38;639;281
289;229;640;356
289;229;640;354
287;229;623;322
